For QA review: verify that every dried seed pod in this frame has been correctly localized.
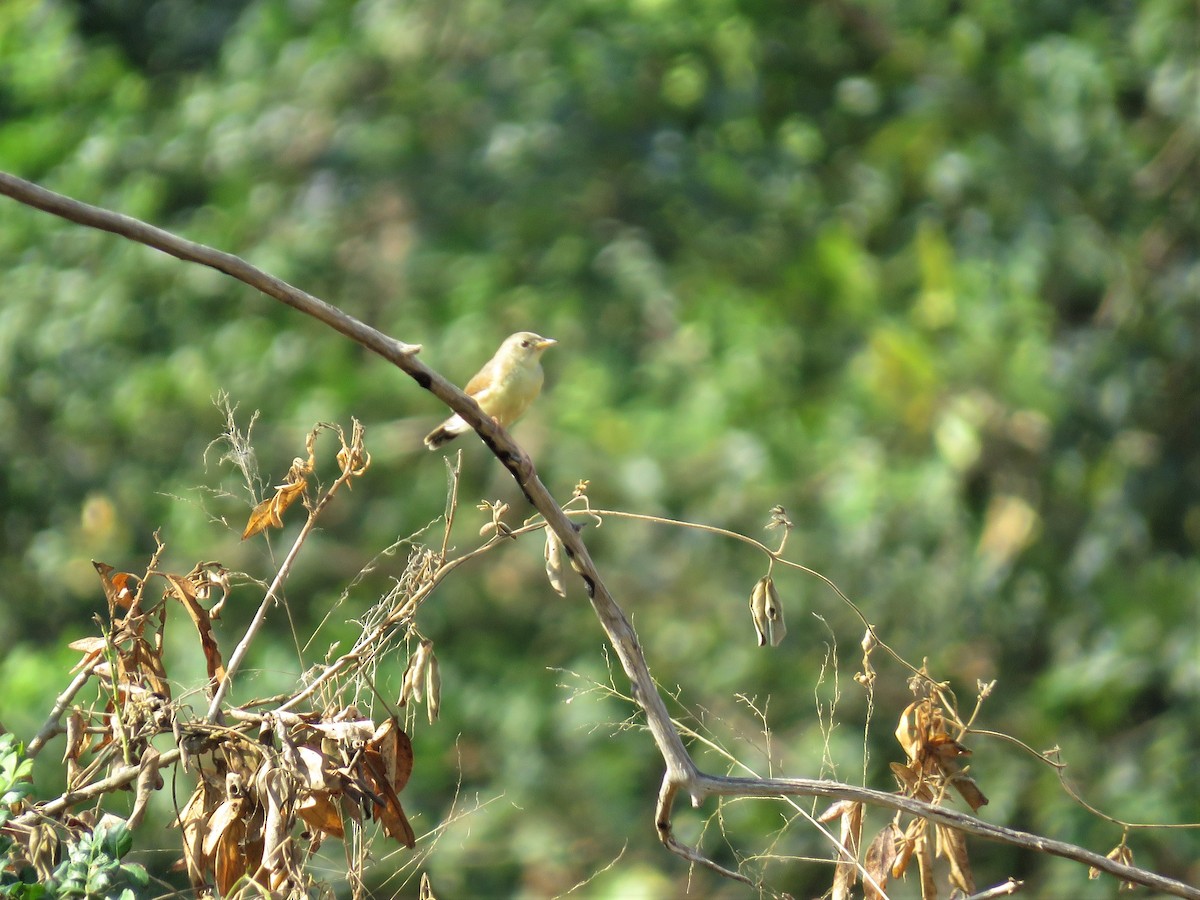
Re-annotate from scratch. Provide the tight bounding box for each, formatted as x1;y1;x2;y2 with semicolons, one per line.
426;654;441;724
750;576;786;646
762;576;786;646
749;577;771;646
543;526;567;597
400;639;434;706
411;640;432;704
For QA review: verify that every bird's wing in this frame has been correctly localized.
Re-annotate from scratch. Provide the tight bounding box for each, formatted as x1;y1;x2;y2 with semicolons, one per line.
463;358;500;397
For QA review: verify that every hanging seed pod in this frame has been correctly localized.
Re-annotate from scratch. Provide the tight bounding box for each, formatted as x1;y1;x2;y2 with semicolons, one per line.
401;639;434;705
762;576;786;646
411;640;432;703
426;654;441;724
543;526;567;597
399;657;416;706
750;576;786;646
749;577;771;646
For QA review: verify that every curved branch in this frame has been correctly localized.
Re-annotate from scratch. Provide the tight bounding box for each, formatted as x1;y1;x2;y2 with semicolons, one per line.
694;774;1200;898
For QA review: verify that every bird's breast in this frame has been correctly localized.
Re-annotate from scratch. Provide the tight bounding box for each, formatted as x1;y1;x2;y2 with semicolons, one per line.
477;363;544;425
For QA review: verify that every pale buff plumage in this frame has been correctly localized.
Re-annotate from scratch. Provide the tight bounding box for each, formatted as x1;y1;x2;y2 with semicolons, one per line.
424;331;556;450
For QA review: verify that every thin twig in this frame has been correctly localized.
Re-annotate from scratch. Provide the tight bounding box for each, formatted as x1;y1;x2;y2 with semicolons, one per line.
693;773;1200;898
963;878;1024;900
205;435;361;721
26;660;101;759
18;748;183;824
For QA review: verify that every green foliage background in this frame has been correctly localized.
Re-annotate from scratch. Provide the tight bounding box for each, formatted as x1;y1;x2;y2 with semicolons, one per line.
0;0;1197;896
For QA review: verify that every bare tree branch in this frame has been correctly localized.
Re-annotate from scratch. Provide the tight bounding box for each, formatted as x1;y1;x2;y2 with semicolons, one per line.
3;170;1198;899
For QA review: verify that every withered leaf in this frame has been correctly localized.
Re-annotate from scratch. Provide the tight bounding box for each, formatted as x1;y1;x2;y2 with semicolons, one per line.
92;561;139;613
258;764;294;876
174;778;219;894
830;801;864;900
949;771;989;812
817;799;856;824
308;718;375;743
936;824;975;895
892;819;924;879
372;717;415;795
163;573;226;687
1091;842;1136;888
290;744;329;792
203;797;245;859
361;741;416;848
917;830;937;900
297;794;344;839
212;814;249;898
864;822;899;900
62;709;88;766
241;477;307;540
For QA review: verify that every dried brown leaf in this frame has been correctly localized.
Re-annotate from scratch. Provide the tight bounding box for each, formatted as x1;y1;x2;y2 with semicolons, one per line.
817;799;855;824
258;764;294;877
936;824;975;894
308;718;375;743
212;815;250;898
62;710;87;765
174;778;219;893
949;771;989;811
373;717;415;795
203;796;245;859
290;744;330;792
241;477;307;540
92;561;138;613
162;573;227;687
297;794;344;839
892;819;922;879
361;742;416;848
1091;841;1136;889
916;828;937;900
864;822;899;899
831;801;863;900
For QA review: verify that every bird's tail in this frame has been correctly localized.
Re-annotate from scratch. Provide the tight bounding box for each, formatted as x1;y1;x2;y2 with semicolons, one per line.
423;426;457;450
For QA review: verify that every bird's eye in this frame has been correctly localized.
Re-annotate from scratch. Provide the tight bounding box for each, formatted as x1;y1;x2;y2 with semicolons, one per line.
521;339;533;348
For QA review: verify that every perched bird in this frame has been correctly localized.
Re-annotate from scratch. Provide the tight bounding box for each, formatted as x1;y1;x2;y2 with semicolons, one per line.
424;331;556;450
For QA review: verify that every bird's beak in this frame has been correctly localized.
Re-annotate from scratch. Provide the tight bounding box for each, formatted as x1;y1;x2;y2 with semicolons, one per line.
535;337;557;350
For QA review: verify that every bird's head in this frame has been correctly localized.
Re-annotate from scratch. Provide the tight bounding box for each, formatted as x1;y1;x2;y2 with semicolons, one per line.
504;331;556;363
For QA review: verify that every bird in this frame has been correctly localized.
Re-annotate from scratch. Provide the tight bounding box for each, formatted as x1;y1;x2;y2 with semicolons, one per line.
424;331;556;450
